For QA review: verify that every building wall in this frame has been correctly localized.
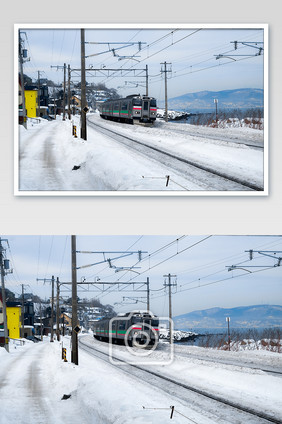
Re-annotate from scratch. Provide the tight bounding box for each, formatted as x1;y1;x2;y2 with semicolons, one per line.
25;90;38;118
6;307;21;339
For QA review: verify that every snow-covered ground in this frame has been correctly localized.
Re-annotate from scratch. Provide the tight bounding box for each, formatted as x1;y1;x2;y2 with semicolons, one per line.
16;113;264;193
1;335;281;423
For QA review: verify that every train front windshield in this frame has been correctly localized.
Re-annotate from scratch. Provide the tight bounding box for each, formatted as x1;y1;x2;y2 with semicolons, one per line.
132;316;158;327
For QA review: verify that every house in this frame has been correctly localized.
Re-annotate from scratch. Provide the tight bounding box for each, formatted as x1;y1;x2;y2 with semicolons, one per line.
6;306;21;339
0;294;22;341
60;312;80;335
25;89;38;118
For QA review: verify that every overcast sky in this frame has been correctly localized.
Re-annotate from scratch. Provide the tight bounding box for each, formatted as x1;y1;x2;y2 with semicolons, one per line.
2;235;281;318
18;25;265;101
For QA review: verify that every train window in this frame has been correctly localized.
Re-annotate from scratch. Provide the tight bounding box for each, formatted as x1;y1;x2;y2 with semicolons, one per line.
143;101;149;110
119;322;126;330
151;320;159;327
121;102;128;110
133;99;142;106
132;317;142;324
150;99;157;107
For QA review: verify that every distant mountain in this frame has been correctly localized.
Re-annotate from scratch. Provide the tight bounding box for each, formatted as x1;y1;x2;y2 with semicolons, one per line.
160;88;264;112
173;305;282;330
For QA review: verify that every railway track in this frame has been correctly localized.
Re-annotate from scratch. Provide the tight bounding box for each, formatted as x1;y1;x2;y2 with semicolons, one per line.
87;118;263;191
79;338;280;423
159;125;264;150
173;349;282;377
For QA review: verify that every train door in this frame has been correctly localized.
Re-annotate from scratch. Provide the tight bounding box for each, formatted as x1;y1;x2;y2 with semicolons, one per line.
142;99;149;121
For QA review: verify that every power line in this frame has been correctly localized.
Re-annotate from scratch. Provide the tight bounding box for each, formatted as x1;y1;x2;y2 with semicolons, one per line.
100;29;201;86
98;236;212;302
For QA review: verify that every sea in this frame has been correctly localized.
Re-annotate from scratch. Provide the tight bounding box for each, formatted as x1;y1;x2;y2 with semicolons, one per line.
176;327;282;347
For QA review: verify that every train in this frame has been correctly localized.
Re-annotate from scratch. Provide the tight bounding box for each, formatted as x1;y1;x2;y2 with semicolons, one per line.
93;311;159;347
99;95;157;124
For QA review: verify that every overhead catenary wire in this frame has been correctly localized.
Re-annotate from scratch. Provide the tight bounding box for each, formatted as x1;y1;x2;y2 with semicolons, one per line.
101;29;202;86
97;236;212;302
96;236;188;301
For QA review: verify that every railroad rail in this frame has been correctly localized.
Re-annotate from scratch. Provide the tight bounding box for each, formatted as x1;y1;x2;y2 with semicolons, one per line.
173;350;282;377
87;118;263;191
79;338;280;423
160;125;264;150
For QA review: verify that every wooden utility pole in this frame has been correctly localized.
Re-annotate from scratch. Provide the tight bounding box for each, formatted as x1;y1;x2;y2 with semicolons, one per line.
0;238;9;352
40;300;43;341
68;64;71;120
21;284;25;338
163;273;177;344
71;235;78;365
37;70;41;118
63;63;66;121
50;275;54;342
56;277;60;341
19;31;27;129
80;29;87;140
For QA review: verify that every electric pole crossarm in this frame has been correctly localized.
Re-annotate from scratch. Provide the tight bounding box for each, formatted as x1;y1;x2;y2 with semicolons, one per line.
246;250;282;261
84;41;146;59
76;250;147;270
71;68;147;74
77;250;147;254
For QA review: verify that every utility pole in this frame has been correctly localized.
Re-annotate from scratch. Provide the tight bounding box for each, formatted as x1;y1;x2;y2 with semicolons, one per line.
36;276;56;342
226;317;231;351
56;277;60;341
37;70;41;118
71;235;79;365
163;273;177;344
53;90;57;120
0;238;10;352
50;275;55;342
145;65;148;96
40;300;43;341
21;284;25;338
80;29;87;140
214;98;218;127
63;63;66;121
146;277;150;313
160;62;171;122
19;31;27;129
68;64;71;120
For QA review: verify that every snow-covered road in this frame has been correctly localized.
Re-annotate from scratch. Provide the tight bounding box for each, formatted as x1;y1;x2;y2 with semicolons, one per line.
17;114;265;193
0;341;91;424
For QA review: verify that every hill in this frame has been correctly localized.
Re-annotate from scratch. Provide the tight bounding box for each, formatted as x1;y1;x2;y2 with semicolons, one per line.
173;305;282;330
161;88;264;112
